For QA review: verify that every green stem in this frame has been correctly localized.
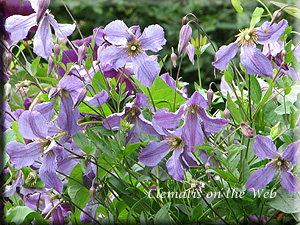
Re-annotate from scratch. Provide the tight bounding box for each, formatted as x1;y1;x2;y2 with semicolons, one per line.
197;55;202;89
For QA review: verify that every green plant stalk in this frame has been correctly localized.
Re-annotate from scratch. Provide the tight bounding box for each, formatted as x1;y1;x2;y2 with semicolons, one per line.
197;55;202;89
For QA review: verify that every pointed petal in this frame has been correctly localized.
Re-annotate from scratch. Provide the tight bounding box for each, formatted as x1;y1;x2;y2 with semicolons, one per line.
153;105;185;129
282;141;300;165
103;20;131;46
253;135;279;160
126;120;139;145
140;24;166;52
50;16;75;38
198;150;217;167
93;27;105;46
138;114;158;135
182;148;198;170
240;45;273;78
32;100;56;122
133;93;148;108
160;73;176;90
212;42;238;70
280;170;300;194
186;42;195;64
186;91;208;109
178;24;192;56
19;111;48;139
29;0;39;11
5;14;37;42
86;90;109;107
33;15;53;59
166;148;185;181
5;142;43;169
138;141;170;167
100;45;128;70
246;164;277;191
40;153;63;193
199;108;229;134
102;112;125;130
133;53;160;87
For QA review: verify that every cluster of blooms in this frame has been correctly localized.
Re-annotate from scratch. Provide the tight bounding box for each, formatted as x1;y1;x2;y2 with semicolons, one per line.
1;0;300;223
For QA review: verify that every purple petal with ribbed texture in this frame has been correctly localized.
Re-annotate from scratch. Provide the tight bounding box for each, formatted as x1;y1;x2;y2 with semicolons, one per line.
19;111;47;139
138;114;158;135
182;148;198;170
281;66;298;82
33;15;53;59
126;120;139;145
282;141;300;165
280;169;300;194
93;27;105;46
160;73;176;90
246;163;277;191
50;15;75;38
166;148;185;181
86;90;109;107
40;153;63;193
186;42;195;64
103;20;131;45
186;91;208;109
5;13;36;42
57;96;80;137
102;111;125;131
153;105;185;129
133;93;148;108
178;24;192;56
2;171;23;197
133;52;160;88
253;135;279;160
240;45;273;78
100;45;128;70
5;141;43;169
138;141;170;167
32;99;56;122
256;19;288;45
212;42;238;70
198;150;217;167
140;24;166;52
199;108;229;134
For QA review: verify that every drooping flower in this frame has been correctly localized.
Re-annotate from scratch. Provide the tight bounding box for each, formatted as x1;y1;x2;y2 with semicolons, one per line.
178;24;192;56
100;20;166;87
246;135;300;194
212;20;288;78
5;0;75;59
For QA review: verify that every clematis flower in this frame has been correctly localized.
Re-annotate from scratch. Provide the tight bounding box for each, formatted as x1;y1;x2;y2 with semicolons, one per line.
100;20;166;87
5;0;75;59
103;93;159;145
138;127;198;181
246;135;300;194
212;20;288;78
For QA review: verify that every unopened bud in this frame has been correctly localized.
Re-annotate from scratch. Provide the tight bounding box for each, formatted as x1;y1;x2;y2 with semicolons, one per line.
89;186;96;203
207;88;214;109
171;47;177;68
178;24;192;56
47;55;54;77
53;44;60;60
182;16;189;26
281;49;287;62
96;45;105;65
36;0;51;24
186;42;195;65
241;122;254;138
4;52;12;72
73;87;87;109
270;9;282;25
223;108;230;120
271;93;277;105
78;44;87;67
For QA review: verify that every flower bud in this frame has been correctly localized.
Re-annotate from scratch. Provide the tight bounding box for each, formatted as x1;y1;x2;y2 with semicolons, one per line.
89;185;96;203
223;108;230;120
36;0;51;24
270;9;282;25
178;24;192;56
186;42;195;65
47;55;54;77
53;44;60;60
4;52;12;72
73;87;87;109
271;93;277;105
171;47;177;68
182;16;189;26
281;49;287;63
207;88;214;109
241;122;254;138
78;44;87;67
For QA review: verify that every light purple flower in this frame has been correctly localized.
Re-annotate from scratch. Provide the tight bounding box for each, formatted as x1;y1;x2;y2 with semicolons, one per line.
5;0;75;59
85;90;110;107
186;42;195;64
212;20;288;78
246;135;300;194
178;24;192;56
100;20;166;87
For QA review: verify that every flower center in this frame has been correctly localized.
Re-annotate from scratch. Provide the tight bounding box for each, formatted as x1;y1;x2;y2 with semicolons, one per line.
126;37;142;58
166;135;185;151
186;104;201;119
270;155;289;171
126;106;140;122
235;28;258;46
25;172;38;187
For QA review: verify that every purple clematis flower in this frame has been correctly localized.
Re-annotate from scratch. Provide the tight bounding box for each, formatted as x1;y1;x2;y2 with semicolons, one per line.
138;127;198;181
246;135;300;194
5;0;75;59
212;20;288;78
100;20;166;87
103;93;159;145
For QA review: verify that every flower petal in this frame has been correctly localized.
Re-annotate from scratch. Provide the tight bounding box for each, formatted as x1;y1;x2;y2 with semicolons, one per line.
140;24;166;52
32;99;56;122
182;148;198;170
199;108;229;134
103;20;131;46
126;120;139;145
186;91;208;109
100;45;128;70
138;141;170;167
186;42;195;64
50;15;75;38
212;42;239;71
253;135;279;160
166;148;185;181
282;141;300;165
102;111;125;130
178;24;192;56
19;111;48;139
132;93;148;108
33;15;53;59
153;105;185;129
5;13;36;42
280;169;300;194
246;163;277;191
240;45;273;78
86;90;110;107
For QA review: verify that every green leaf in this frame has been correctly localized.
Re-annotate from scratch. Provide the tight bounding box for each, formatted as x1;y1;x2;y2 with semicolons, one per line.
224;70;233;84
268;187;300;213
242;158;250;183
125;143;140;157
231;0;243;15
67;164;90;209
191;202;203;222
250;75;262;104
207;167;238;183
11;121;25;144
226;93;243;124
92;70;109;93
258;82;273;108
31;57;41;75
250;7;264;28
154;203;171;225
227;144;247;153
36;76;58;84
6;206;47;225
72;130;93;154
269;1;300;19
